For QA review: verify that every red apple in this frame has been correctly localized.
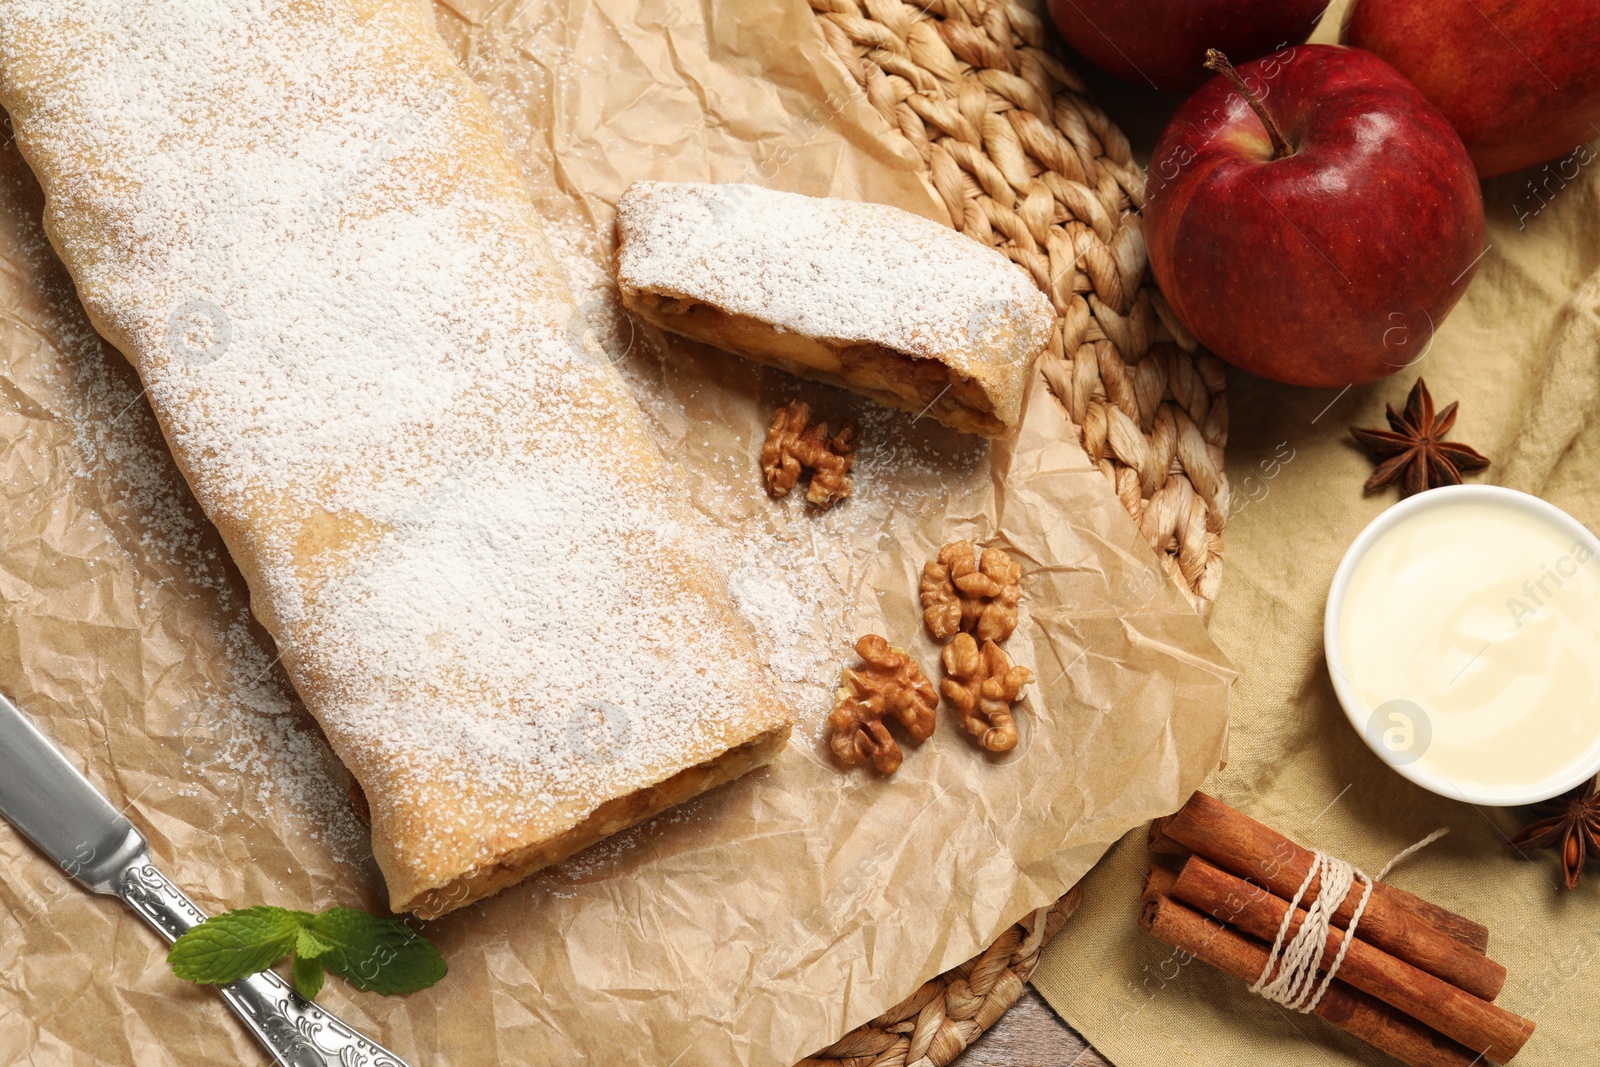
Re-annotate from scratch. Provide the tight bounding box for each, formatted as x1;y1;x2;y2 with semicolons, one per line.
1144;45;1484;389
1342;0;1600;178
1047;0;1327;93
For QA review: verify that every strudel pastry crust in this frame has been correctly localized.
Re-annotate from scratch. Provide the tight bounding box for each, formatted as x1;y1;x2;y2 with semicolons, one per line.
615;182;1054;437
0;0;793;916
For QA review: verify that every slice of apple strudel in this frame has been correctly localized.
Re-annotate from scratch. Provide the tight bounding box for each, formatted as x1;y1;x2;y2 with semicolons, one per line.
0;0;793;917
615;182;1055;437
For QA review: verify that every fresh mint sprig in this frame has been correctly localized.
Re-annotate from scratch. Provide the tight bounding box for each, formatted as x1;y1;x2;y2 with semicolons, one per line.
167;905;446;1000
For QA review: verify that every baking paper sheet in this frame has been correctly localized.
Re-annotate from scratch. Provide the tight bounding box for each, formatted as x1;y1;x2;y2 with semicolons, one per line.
0;2;1231;1064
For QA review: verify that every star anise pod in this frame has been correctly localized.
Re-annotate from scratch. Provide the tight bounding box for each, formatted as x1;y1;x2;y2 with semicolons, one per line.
1509;777;1600;889
1350;378;1490;498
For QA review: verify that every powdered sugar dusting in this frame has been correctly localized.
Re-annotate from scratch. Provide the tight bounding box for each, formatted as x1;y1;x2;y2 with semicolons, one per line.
0;139;364;858
0;0;789;890
712;401;985;742
540;195;992;745
546;199;992;745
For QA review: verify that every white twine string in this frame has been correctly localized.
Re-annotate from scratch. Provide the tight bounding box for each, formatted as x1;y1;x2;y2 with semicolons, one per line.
1249;828;1449;1014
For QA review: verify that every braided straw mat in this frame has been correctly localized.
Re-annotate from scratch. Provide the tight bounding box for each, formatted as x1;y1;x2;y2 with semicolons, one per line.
811;0;1228;619
798;887;1084;1066
798;1;1227;1063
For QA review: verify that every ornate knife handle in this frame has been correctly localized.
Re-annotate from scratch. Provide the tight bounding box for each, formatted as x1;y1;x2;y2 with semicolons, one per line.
114;859;411;1067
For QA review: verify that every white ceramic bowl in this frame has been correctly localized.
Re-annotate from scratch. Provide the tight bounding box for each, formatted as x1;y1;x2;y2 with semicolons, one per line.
1324;484;1600;806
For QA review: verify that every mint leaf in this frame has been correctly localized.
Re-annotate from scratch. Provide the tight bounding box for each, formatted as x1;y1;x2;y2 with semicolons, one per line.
310;908;447;995
167;906;300;985
292;951;326;1000
295;926;332;961
166;903;445;1000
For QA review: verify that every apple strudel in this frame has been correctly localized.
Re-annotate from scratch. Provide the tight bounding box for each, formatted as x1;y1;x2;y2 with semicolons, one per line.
0;0;793;917
615;181;1054;437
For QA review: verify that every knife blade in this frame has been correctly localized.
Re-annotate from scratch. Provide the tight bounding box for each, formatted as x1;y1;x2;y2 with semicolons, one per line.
0;690;413;1067
0;689;147;893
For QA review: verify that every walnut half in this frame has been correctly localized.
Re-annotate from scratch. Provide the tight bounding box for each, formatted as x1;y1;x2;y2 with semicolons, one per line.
919;540;1022;642
828;635;938;774
940;633;1034;753
759;399;858;508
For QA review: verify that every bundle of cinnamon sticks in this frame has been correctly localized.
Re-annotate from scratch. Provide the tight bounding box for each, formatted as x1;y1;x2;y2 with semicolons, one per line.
1141;792;1535;1066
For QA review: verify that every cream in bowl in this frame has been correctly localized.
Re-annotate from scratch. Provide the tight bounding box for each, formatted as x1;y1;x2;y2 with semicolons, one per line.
1325;485;1600;805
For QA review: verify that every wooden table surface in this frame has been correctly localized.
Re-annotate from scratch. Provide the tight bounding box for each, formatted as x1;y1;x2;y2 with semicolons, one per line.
957;989;1112;1066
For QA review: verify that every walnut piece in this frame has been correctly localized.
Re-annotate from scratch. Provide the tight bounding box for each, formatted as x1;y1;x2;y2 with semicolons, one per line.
759;400;858;508
828;635;938;773
919;540;1022;642
940;633;1034;753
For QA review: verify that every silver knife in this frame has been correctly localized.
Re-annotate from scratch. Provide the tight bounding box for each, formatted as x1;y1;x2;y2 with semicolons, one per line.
0;689;412;1067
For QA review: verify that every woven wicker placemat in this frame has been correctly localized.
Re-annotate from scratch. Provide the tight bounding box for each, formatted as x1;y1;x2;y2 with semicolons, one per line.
798;887;1084;1066
799;1;1227;1063
811;0;1227;619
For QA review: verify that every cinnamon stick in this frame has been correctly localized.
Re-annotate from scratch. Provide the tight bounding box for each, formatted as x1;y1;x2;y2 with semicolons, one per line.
1155;792;1504;1000
1156;793;1488;950
1172;855;1533;1062
1140;867;1484;1067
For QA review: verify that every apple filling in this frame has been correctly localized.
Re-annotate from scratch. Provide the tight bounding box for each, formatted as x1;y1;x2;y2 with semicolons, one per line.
630;292;1005;437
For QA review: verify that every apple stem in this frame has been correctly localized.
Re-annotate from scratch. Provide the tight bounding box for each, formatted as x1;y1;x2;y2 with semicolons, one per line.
1204;48;1291;160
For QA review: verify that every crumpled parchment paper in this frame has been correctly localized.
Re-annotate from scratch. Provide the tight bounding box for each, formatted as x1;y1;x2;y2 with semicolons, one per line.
0;2;1231;1064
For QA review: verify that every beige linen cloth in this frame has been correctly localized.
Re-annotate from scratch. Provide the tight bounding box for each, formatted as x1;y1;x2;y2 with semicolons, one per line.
1033;8;1600;1064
